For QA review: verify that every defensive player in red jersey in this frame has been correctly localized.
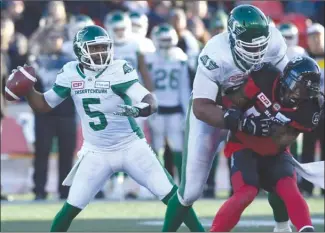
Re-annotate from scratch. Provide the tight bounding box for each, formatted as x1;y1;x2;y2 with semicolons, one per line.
210;56;323;232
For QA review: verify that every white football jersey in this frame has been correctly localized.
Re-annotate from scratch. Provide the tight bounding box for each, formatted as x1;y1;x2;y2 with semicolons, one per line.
286;45;308;60
44;60;145;151
145;47;190;112
114;41;140;71
136;35;156;54
193;26;289;100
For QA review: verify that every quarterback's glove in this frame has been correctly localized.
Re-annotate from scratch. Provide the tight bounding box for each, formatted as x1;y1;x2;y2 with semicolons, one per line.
113;103;150;118
239;115;272;137
223;108;242;132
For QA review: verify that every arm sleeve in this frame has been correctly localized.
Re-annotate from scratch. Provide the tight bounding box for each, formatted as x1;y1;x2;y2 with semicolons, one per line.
192;64;220;101
125;82;150;103
43;66;71;108
180;62;191;114
270;28;289;72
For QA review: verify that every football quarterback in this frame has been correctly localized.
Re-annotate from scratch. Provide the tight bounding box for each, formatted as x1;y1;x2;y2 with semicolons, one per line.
15;25;204;232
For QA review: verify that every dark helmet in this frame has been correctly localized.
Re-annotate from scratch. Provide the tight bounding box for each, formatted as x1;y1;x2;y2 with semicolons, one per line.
280;56;321;107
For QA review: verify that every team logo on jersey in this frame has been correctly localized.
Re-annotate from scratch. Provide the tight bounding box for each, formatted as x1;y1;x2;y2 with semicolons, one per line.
257;93;272;108
95;81;110;89
123;63;134;74
273;103;281;111
200;55;219;70
312;112;320;125
71;81;84;89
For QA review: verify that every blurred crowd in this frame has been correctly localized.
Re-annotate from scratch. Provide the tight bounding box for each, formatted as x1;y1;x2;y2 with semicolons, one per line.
1;0;324;201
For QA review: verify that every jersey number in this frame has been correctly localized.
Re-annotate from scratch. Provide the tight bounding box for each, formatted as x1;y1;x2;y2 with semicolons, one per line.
154;69;179;90
82;98;108;131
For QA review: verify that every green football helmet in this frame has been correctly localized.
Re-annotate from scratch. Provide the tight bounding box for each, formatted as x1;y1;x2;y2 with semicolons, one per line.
151;23;178;51
73;25;113;71
228;4;270;71
278;23;299;47
129;11;148;38
104;11;132;44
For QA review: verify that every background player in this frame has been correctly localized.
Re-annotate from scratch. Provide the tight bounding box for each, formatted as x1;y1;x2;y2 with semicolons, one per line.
146;23;190;184
10;25;204;232
162;4;293;232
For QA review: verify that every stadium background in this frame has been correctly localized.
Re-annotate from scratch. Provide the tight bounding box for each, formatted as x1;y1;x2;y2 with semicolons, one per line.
1;0;324;232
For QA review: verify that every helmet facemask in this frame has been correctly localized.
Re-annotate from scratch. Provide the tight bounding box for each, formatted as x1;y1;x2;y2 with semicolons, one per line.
77;38;113;71
232;32;270;70
151;25;178;58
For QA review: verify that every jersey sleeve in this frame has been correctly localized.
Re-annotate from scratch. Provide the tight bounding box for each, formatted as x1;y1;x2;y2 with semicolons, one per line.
289;99;322;132
268;27;289;72
192;45;221;101
43;64;72;108
110;61;140;97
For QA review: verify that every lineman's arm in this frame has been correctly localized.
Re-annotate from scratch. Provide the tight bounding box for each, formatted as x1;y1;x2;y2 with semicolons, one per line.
137;53;154;92
192;73;227;128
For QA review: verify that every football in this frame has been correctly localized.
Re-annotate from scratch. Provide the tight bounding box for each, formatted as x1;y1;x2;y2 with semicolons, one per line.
5;66;37;101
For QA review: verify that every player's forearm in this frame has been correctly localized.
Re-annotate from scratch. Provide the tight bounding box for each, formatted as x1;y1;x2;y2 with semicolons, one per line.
138;93;157;117
26;88;52;113
193;98;226;128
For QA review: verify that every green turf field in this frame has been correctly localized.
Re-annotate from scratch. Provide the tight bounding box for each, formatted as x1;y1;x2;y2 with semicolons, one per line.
1;198;324;232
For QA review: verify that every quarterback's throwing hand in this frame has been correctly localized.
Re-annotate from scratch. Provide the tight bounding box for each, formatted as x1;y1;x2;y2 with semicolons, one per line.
113;104;140;117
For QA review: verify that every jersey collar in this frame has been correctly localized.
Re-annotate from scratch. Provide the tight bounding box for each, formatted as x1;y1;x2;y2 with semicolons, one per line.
76;64;108;79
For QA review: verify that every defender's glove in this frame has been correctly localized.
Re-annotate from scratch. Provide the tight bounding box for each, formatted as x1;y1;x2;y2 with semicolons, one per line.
113;103;150;118
239;115;272;137
223;108;272;137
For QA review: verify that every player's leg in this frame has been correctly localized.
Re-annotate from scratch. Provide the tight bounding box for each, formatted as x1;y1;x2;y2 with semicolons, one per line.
268;192;291;232
270;152;314;232
163;100;220;232
123;138;204;232
51;149;115;232
166;113;184;183
210;149;259;232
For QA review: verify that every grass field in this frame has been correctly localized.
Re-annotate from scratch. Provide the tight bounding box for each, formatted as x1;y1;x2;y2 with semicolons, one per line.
1;197;324;232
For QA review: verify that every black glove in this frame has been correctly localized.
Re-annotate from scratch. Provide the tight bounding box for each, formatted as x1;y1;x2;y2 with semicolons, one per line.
223;108;242;132
223;108;272;137
239;115;272;137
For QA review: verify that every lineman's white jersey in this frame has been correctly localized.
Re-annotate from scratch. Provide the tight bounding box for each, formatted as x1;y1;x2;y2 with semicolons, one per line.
43;60;150;151
145;47;190;113
286;45;308;59
193;26;289;101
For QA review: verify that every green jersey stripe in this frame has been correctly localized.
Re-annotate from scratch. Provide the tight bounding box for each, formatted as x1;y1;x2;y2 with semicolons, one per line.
111;79;144;139
52;84;71;99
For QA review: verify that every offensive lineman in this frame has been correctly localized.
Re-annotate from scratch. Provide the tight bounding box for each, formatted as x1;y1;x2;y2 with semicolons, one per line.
162;4;293;232
146;23;191;182
13;25;204;232
211;57;323;232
